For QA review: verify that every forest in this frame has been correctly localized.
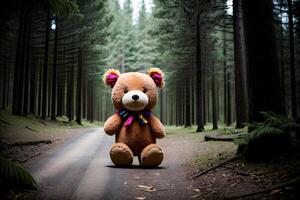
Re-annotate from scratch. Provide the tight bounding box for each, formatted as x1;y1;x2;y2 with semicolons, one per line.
0;0;300;128
0;0;300;199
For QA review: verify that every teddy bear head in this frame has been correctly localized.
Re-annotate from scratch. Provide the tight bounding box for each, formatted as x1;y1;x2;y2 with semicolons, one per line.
103;68;164;111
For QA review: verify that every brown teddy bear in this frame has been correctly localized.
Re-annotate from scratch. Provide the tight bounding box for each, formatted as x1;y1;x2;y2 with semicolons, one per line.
103;68;165;167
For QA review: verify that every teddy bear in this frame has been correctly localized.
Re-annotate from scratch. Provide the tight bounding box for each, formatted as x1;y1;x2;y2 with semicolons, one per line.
102;68;165;167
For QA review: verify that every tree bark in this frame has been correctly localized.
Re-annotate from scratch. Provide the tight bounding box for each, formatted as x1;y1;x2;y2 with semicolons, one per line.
287;0;297;118
12;3;25;115
51;17;58;120
76;48;83;125
23;20;31;116
233;0;248;128
185;77;191;127
243;0;286;122
211;61;218;130
196;7;204;132
42;10;51;119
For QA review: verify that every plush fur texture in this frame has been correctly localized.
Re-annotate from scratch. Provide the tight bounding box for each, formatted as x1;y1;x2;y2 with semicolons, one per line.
103;69;165;167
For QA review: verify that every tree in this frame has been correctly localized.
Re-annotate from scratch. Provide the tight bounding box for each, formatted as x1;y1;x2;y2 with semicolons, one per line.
243;0;286;122
287;0;297;118
233;0;247;128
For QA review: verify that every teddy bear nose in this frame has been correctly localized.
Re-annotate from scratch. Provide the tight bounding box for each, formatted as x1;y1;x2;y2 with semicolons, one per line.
132;95;139;101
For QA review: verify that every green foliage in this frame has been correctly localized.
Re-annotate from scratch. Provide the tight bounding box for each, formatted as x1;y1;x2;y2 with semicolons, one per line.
48;0;79;16
0;156;37;189
234;112;299;160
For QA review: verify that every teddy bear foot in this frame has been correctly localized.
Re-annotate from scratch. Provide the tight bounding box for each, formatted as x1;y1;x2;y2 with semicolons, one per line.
140;144;163;168
110;143;133;166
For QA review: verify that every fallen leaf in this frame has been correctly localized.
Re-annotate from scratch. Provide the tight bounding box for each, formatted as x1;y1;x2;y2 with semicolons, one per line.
135;197;146;200
190;194;201;198
270;189;281;195
124;182;128;185
138;185;152;190
230;183;237;187
192;188;200;193
138;185;156;192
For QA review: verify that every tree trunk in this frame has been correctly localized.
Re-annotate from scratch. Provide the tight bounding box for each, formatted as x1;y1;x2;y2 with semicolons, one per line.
287;0;297;118
51;17;58;120
76;48;83;125
185;77;191;127
42;10;51;119
23;19;31;116
15;7;29;115
233;0;248;128
12;3;25;115
243;0;286;122
212;61;218;130
196;8;204;132
223;30;228;125
2;58;7;109
29;61;36;114
226;73;231;126
38;60;42;116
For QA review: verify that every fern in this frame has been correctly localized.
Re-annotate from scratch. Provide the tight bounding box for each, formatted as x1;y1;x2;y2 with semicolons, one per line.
234;111;299;159
0;156;37;189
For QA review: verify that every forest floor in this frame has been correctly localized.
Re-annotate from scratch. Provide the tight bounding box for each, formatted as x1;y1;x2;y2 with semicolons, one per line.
0;113;299;200
0;110;102;163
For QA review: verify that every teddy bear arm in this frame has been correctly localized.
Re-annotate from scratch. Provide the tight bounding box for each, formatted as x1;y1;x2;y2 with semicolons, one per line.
148;115;165;139
104;114;123;135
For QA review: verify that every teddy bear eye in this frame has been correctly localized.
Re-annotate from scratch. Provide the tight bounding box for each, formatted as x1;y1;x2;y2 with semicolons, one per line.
143;88;147;93
124;88;128;93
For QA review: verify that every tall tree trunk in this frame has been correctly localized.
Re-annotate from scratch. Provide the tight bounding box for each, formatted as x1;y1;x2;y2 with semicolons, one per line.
223;30;228;125
51;17;58;120
90;80;94;123
243;0;286;122
185;78;191;127
82;69;87;118
2;60;7;110
233;0;248;128
12;3;25;114
287;0;297;118
29;61;36;114
38;60;42;116
23;20;31;116
42;10;51;119
226;73;231;126
196;8;204;132
76;48;83;125
212;61;218;130
15;8;29;115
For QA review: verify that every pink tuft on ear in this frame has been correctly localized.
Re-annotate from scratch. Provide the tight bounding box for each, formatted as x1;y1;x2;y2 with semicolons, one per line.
103;69;120;88
147;68;165;88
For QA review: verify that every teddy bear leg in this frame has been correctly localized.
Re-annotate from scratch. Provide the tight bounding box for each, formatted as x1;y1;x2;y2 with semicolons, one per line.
140;144;163;168
110;143;133;166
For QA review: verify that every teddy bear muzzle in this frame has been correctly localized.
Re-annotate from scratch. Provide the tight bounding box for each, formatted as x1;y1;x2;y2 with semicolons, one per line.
122;90;149;111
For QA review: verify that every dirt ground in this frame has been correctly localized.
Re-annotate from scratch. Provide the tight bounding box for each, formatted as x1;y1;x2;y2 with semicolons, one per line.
1;124;300;200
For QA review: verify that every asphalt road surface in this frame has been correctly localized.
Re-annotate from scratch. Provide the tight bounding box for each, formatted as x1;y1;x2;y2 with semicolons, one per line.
29;128;196;200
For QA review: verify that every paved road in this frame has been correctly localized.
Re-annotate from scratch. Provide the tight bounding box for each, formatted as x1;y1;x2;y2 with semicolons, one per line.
29;128;197;200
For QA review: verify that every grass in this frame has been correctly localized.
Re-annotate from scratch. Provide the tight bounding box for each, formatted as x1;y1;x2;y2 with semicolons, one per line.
0;110;103;133
0;110;103;144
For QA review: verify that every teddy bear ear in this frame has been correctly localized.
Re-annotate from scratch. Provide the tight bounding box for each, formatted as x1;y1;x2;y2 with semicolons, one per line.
103;69;120;88
147;68;165;89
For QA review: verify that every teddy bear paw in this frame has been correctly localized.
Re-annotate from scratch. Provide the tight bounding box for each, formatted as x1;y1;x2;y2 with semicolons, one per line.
140;144;163;168
110;143;133;166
